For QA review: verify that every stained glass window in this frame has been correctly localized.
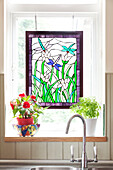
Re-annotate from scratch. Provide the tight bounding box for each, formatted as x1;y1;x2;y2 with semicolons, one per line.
26;31;83;108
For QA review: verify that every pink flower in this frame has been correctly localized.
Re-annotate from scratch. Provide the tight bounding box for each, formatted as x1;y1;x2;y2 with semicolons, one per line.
10;102;14;110
10;101;17;110
19;93;25;98
23;101;30;108
30;95;36;100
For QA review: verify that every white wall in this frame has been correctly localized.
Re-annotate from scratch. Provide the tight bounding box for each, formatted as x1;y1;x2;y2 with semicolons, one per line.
0;0;4;74
106;0;113;73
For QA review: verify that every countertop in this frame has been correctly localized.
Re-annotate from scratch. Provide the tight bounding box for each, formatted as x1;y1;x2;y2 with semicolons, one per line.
0;160;113;167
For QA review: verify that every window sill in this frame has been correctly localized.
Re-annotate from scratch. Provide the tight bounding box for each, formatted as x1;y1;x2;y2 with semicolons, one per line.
4;136;107;142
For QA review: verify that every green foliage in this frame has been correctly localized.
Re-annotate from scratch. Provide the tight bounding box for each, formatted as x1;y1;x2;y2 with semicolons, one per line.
33;60;77;103
70;97;101;119
13;107;19;117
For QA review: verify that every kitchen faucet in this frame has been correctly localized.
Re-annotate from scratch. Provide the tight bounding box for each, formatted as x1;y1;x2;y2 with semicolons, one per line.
66;114;88;169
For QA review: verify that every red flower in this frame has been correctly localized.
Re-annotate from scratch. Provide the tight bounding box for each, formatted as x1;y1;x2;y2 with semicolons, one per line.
19;93;25;98
10;102;14;110
30;95;36;100
23;101;30;108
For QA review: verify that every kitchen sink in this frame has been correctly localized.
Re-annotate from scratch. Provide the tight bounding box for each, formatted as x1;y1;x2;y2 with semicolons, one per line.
31;166;75;170
31;167;113;170
89;169;113;170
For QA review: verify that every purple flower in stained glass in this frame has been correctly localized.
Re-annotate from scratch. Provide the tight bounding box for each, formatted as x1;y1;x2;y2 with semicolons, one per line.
47;59;62;71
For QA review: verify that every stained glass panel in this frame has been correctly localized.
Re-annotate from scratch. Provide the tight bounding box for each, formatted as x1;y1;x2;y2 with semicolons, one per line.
26;31;83;108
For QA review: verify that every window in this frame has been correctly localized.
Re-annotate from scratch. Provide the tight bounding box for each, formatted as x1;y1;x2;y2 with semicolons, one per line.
5;1;105;138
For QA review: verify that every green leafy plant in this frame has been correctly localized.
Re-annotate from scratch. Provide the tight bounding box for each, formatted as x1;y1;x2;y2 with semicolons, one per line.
10;93;47;124
70;97;101;119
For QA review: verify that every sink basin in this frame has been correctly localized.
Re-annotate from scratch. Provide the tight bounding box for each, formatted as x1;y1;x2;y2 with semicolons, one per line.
31;167;113;170
89;168;113;170
31;166;79;170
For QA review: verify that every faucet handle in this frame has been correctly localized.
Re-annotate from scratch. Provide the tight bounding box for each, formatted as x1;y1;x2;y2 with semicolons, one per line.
87;146;98;163
70;145;74;162
93;145;98;162
70;145;82;163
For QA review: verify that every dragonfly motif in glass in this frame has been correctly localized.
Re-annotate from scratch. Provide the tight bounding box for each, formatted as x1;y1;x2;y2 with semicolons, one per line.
26;31;83;108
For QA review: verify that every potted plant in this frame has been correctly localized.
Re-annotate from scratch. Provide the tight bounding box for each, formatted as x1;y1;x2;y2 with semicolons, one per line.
10;93;45;125
10;93;46;136
70;97;101;136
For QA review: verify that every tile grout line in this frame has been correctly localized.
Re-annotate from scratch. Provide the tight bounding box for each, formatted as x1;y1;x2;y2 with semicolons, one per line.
78;142;79;158
110;74;111;160
106;73;111;160
0;75;1;159
3;74;5;150
62;142;64;160
30;142;32;160
46;142;48;160
15;142;16;159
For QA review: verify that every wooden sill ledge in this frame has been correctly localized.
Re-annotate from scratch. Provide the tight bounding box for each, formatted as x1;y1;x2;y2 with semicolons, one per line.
4;136;107;142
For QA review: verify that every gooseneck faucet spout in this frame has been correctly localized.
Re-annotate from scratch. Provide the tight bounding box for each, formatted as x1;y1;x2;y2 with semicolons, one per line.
66;114;87;169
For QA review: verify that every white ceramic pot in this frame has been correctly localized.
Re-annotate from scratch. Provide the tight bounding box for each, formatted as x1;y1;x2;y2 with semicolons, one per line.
85;118;97;137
